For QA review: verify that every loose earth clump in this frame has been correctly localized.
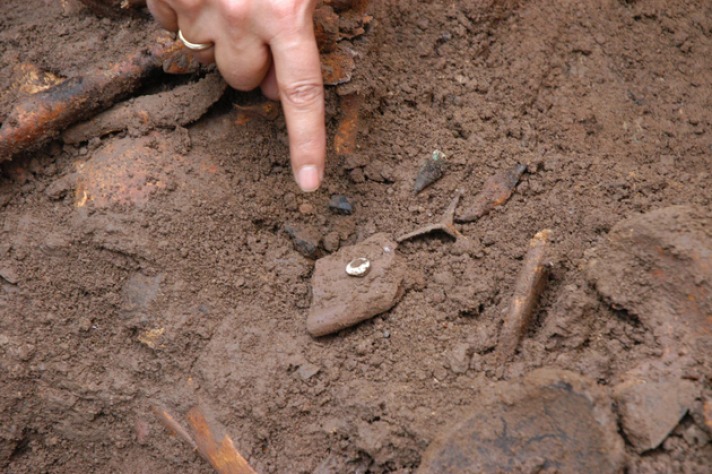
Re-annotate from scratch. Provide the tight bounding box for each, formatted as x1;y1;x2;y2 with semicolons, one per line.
1;0;711;473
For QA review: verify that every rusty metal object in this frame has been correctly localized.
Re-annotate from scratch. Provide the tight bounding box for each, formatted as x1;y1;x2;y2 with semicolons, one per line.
333;93;363;155
457;163;527;223
186;407;257;474
397;193;465;243
63;73;226;144
153;405;257;474
495;229;552;377
234;101;281;126
414;150;447;194
0;32;197;160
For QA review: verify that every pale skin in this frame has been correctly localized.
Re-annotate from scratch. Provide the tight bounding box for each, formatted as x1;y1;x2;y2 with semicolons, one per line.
146;0;325;192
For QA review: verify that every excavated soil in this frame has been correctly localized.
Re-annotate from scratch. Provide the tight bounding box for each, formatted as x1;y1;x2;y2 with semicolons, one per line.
1;0;711;473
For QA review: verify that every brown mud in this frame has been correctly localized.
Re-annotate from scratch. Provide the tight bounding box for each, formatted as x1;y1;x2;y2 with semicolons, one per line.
1;0;711;473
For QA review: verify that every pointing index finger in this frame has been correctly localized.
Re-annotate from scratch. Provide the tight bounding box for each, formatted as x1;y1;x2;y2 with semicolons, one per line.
270;27;326;192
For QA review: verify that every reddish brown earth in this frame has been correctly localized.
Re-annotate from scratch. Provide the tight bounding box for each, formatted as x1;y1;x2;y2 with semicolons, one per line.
1;0;711;473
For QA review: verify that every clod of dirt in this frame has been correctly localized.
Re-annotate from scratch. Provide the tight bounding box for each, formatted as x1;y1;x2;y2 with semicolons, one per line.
414;150;446;194
417;369;625;474
613;360;698;453
586;206;712;355
307;233;406;337
74;134;171;208
284;223;322;259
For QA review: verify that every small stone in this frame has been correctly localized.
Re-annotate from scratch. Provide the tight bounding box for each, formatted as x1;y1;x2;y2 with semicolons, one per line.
137;328;165;349
349;167;365;183
284;223;321;259
297;363;321;381
447;343;472;374
307;233;406;337
44;173;78;200
322;231;341;253
0;265;19;285
682;423;709;448
329;195;354;215
298;202;316;215
77;317;93;333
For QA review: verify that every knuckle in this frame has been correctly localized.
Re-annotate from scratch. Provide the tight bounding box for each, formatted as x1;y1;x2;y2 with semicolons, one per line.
221;1;249;23
281;82;323;108
175;0;201;15
269;1;297;22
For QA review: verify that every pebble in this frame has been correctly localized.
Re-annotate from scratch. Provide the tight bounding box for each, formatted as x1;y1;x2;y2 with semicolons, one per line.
447;343;472;374
297;363;321;381
417;369;624;474
284;223;321;259
0;266;19;285
298;202;316;215
307;233;406;337
329;195;354;215
322;231;341;253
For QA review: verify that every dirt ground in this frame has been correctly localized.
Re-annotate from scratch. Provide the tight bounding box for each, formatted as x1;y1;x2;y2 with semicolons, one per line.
1;0;711;473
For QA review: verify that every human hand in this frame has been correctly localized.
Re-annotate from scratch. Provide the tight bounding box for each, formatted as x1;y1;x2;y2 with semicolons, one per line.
147;0;325;192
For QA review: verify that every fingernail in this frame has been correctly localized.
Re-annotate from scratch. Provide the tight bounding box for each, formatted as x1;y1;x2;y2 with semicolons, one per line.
296;165;321;192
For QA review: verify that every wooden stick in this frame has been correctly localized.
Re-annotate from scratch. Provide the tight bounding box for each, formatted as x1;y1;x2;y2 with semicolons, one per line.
0;32;196;160
495;229;552;377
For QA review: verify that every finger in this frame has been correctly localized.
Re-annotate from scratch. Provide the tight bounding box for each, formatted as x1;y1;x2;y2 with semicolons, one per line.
270;30;325;192
214;38;271;91
176;25;216;64
146;0;178;31
260;62;279;101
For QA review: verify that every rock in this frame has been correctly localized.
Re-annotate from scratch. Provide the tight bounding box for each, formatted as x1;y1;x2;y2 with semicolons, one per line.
613;361;698;453
447;343;472;374
297;362;321;381
284;223;321;259
322;231;341;253
329;195;354;215
417;369;624;474
682;424;710;448
0;265;19;285
44;172;78;200
586;206;712;354
307;233;406;337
